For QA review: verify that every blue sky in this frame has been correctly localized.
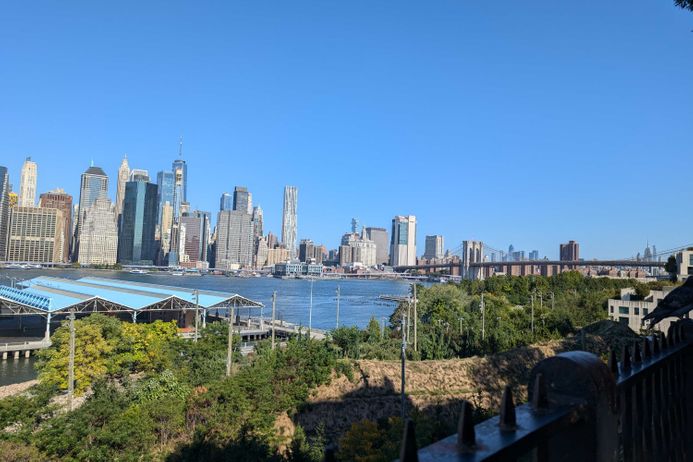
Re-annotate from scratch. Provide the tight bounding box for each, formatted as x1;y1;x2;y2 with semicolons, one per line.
1;1;692;259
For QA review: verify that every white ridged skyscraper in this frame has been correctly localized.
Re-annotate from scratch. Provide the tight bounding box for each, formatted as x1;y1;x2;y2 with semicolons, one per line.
18;157;37;207
115;155;130;219
281;186;298;258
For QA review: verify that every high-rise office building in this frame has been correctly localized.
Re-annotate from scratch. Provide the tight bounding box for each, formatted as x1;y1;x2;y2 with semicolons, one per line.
281;186;298;258
423;235;445;259
129;169;149;182
117;178;158;264
233;186;250;213
39;189;73;262
7;207;66;263
529;250;539;260
18;157;37;207
172;161;185;221
172;139;187;207
340;232;376;267
255;236;269;268
0;167;10;260
74;164;109;261
299;239;315;263
389;215;416;267
156;171;174;229
220;192;233;211
180;210;211;268
252;206;263;238
560;240;580;261
78;198;118;265
365;227;389;265
8;192;18;209
215;210;254;269
115;155;130;220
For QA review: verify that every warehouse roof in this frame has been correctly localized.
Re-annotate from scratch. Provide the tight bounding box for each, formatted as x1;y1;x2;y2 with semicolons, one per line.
0;276;262;314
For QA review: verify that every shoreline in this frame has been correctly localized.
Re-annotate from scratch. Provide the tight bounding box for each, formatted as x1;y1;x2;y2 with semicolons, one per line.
0;379;38;399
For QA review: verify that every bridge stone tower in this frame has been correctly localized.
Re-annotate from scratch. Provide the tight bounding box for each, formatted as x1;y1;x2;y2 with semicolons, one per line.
462;240;484;280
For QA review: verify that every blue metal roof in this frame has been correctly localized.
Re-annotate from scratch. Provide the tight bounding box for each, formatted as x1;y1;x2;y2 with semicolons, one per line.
0;276;262;313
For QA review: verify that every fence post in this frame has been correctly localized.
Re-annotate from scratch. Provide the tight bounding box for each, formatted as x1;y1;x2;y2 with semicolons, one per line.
680;319;693;459
528;351;618;462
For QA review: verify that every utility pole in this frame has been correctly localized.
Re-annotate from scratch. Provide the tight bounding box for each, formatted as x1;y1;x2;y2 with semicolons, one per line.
226;303;235;377
413;283;418;352
68;309;75;411
194;289;199;342
400;314;407;419
271;291;276;350
335;285;341;329
531;292;535;337
308;278;314;337
481;293;485;341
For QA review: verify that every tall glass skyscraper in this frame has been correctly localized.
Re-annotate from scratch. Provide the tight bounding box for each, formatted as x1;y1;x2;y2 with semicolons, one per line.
0;166;10;260
156;170;174;227
281;185;298;258
118;178;158;264
75;165;109;261
219;192;233;211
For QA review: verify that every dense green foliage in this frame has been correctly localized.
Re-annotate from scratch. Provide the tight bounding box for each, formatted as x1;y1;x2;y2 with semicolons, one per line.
330;272;644;362
0;273;657;460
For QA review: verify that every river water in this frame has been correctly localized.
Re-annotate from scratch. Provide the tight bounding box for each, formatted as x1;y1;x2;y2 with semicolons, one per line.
0;269;411;385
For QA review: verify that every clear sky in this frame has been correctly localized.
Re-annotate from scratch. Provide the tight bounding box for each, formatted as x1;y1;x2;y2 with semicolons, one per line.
1;1;692;259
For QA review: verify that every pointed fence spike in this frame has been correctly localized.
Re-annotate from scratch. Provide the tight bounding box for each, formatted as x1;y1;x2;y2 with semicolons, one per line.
643;338;652;358
531;373;549;411
679;323;686;341
621;345;632;372
457;400;476;452
667;325;676;345
400;419;419;462
653;335;661;355
609;349;619;377
499;385;517;431
633;341;642;364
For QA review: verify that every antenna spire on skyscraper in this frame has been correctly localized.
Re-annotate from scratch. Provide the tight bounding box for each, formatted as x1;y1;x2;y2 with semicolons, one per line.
178;136;183;158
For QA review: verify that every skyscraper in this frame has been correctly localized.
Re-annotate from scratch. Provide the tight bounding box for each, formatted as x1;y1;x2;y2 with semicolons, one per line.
78;198;118;265
389;215;417;266
180;210;211;268
252;206;263;238
220;192;233;211
18;157;37;207
39;189;73;262
560;240;580;261
115;155;130;220
74;164;109;261
0;167;11;260
7;207;66;263
117;177;158;264
215;210;254;269
365;227;389;265
233;186;250;213
156;170;174;229
281;186;298;258
172;139;187;213
423;235;445;259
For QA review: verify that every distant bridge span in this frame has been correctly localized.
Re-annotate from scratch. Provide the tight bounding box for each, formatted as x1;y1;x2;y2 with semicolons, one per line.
394;259;666;272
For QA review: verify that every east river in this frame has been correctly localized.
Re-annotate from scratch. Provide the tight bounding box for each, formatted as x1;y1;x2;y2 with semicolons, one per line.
0;269;412;385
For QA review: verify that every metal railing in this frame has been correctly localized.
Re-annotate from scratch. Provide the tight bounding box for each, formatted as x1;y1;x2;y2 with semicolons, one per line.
322;319;693;462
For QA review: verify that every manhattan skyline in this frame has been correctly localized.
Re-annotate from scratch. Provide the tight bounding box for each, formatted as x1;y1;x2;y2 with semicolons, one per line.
2;2;692;259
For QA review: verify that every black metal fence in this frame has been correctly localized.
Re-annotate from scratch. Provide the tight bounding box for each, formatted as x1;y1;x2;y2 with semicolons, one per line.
322;319;692;462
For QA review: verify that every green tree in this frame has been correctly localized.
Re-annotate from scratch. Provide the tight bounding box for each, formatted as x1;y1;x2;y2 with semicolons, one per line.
676;0;693;11
36;319;112;395
665;255;678;281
